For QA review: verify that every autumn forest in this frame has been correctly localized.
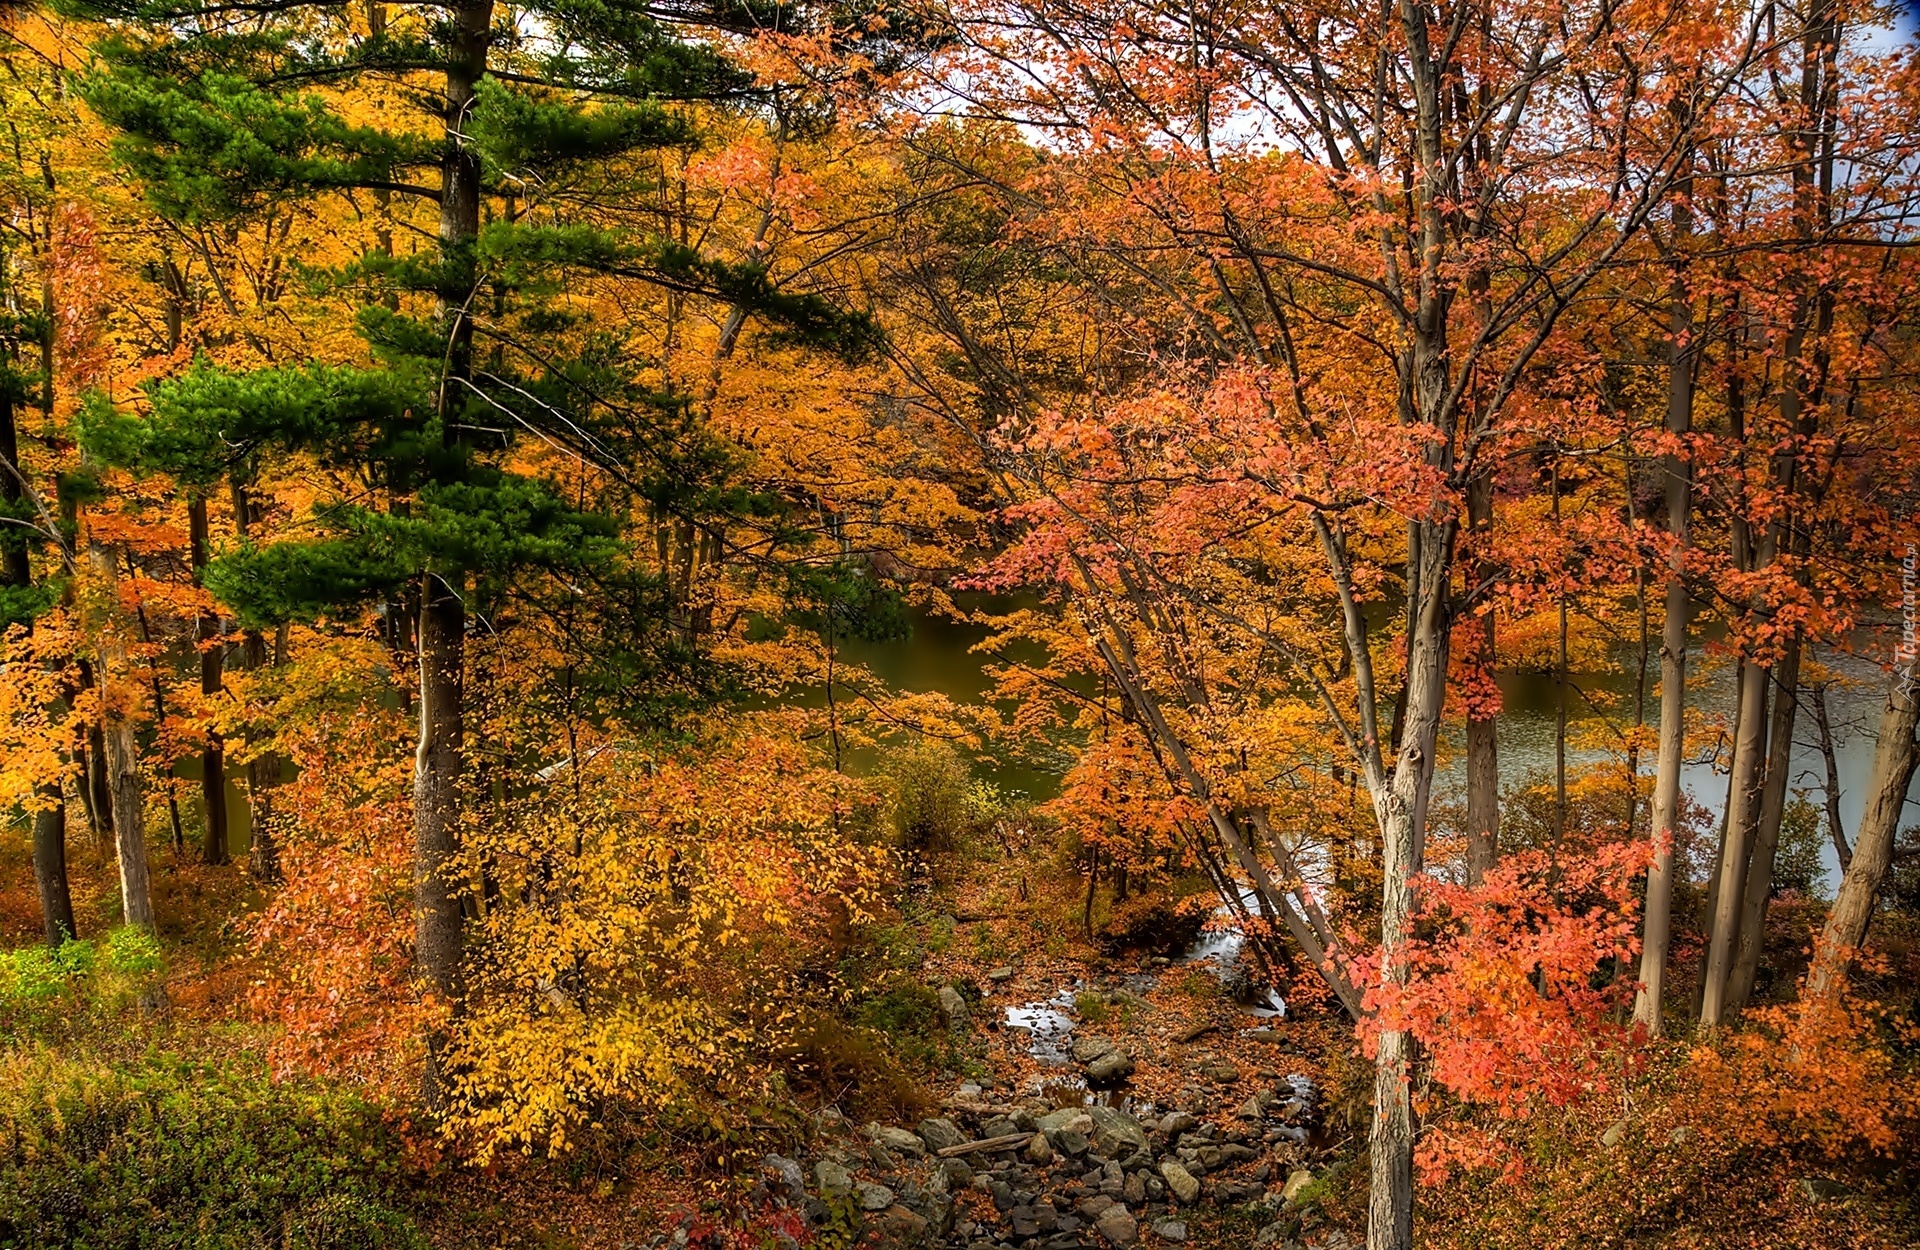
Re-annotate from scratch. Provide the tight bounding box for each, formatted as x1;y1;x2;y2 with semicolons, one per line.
0;0;1917;1246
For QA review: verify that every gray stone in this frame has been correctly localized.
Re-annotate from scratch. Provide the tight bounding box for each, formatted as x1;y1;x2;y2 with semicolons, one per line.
988;965;1016;981
1157;1111;1198;1138
1094;1205;1139;1246
919;1117;968;1152
1802;1177;1848;1201
940;1158;974;1190
1086;1051;1136;1086
1072;1035;1118;1063
1600;1119;1628;1149
1151;1221;1188;1243
1157;1161;1201;1205
1282;1167;1313;1204
940;985;971;1028
1235;1096;1265;1121
1039;1108;1095;1135
1057;1128;1090;1156
1025;1133;1055;1166
857;1182;896;1212
815;1160;853;1198
764;1154;806;1204
1078;1194;1115;1217
1123;1171;1146;1205
1086;1105;1150;1161
1252;1222;1298;1248
869;1124;928;1157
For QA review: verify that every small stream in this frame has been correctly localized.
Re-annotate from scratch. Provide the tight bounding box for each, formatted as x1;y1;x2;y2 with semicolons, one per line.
1000;894;1284;1065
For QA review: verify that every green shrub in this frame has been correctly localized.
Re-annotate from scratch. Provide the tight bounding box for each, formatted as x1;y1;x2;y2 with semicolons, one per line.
0;1050;424;1249
856;981;941;1037
0;939;95;1003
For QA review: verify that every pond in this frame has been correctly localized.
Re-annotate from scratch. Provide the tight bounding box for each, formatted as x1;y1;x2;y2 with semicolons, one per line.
848;602;1896;895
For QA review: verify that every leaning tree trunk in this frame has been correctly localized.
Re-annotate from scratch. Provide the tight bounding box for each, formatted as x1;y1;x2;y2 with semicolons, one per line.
1633;205;1696;1033
1804;676;1919;1002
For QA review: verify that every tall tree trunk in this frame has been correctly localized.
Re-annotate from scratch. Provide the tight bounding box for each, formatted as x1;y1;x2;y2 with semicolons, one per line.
415;0;490;1113
415;574;467;1110
1464;470;1499;885
1551;462;1568;861
189;497;229;865
1804;676;1919;1002
1701;655;1770;1028
103;710;153;930
1728;632;1804;1010
1633;198;1696;1033
1367;530;1450;1250
87;538;156;930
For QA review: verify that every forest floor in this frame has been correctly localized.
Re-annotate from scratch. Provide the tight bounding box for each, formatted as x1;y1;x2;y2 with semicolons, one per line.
4;836;1915;1250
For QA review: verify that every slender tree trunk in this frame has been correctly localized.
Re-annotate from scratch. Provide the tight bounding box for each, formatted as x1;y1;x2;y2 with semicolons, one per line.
103;707;154;930
1728;631;1804;1009
1804;675;1919;1002
1367;515;1452;1250
86;712;113;841
1464;470;1499;885
1701;655;1770;1028
1551;462;1568;863
415;574;467;1109
1813;683;1852;870
189;497;229;865
1633;209;1695;1033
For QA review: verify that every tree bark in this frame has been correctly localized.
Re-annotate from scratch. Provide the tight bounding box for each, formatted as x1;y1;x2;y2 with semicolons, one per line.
415;574;467;1110
86;713;114;842
1804;675;1919;1002
103;709;154;930
1367;531;1449;1250
32;787;75;945
1728;632;1804;1010
416;0;489;1113
1700;655;1770;1028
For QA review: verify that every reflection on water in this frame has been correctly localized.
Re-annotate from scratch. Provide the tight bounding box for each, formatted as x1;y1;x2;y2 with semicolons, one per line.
1002;990;1077;1064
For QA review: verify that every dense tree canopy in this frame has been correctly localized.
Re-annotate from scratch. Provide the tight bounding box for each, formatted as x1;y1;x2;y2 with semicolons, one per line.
0;1;1918;1247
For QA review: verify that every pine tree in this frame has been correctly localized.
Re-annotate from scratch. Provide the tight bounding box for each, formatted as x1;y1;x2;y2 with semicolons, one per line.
67;0;877;1107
